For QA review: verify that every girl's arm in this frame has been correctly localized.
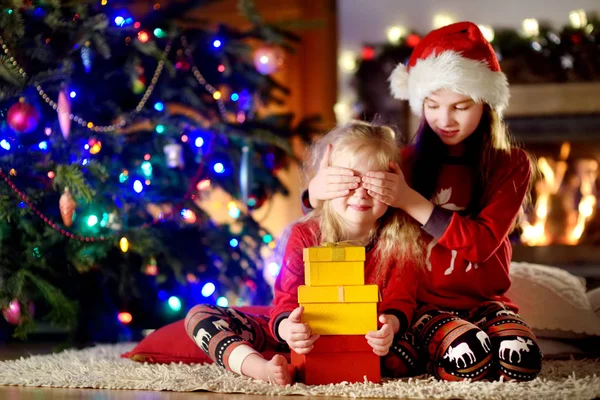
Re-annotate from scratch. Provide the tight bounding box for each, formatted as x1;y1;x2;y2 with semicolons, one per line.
419;149;531;263
268;225;307;341
377;261;419;336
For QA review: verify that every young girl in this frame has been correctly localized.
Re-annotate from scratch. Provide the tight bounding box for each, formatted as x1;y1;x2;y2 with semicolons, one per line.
185;122;424;385
305;22;542;382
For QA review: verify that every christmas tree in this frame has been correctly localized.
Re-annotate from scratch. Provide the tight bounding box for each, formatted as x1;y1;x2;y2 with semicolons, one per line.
0;0;314;341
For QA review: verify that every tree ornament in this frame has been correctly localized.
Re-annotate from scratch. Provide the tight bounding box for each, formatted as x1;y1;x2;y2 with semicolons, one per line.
132;63;146;94
7;98;40;133
81;43;94;73
239;145;253;207
253;45;284;75
2;299;34;325
164;143;184;168
57;88;72;139
59;187;76;227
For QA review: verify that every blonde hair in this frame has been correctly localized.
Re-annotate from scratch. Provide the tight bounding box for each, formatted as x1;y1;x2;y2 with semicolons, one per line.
303;121;425;279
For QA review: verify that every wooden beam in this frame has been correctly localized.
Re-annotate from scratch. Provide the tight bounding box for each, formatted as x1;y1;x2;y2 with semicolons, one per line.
506;82;600;117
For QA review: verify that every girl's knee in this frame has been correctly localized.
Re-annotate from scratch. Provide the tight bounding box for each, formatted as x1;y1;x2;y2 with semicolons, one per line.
495;336;542;381
432;328;494;381
184;304;215;337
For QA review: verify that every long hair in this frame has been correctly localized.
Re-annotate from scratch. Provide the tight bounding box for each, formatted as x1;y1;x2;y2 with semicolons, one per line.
303;121;425;279
410;106;534;222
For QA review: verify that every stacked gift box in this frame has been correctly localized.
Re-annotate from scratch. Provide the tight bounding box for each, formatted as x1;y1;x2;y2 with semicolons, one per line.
291;244;381;385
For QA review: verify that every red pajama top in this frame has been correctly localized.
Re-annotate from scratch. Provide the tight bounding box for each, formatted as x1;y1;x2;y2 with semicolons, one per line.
402;147;531;312
269;219;420;341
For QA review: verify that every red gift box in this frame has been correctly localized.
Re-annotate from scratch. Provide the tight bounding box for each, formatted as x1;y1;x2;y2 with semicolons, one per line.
291;335;381;384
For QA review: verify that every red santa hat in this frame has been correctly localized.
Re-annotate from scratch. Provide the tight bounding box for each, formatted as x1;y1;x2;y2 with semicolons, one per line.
389;21;509;116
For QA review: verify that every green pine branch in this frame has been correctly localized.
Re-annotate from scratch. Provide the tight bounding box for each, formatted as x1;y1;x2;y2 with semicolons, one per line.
53;165;95;204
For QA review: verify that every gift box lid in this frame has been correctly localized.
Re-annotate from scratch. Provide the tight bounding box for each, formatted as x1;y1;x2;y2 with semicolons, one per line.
303;244;365;262
298;284;379;303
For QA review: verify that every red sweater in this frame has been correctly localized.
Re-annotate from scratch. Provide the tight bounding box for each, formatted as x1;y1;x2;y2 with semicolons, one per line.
402;147;531;311
269;219;419;342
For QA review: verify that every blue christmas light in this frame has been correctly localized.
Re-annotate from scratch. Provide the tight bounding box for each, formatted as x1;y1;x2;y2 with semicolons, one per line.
114;16;125;26
158;290;168;301
230;93;239;101
0;140;11;150
168;296;182;312
194;137;204;148
216;297;228;307
268;262;281;277
133;180;143;193
69;91;77;98
213;39;222;48
154;102;164;111
229;238;239;247
38;141;48;150
18;202;26;209
155;125;166;134
82;159;89;166
213;162;225;174
84;144;90;150
201;282;216;297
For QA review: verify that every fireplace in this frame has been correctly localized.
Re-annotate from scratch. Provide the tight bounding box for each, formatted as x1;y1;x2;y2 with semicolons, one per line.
505;83;600;287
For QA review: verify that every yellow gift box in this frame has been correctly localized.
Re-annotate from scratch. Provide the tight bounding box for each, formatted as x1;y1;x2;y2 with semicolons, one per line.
298;285;379;335
304;261;365;286
303;245;365;263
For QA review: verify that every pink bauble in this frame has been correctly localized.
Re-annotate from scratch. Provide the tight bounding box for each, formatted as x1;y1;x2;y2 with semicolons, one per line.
2;300;22;325
2;300;35;325
57;89;72;139
7;100;40;133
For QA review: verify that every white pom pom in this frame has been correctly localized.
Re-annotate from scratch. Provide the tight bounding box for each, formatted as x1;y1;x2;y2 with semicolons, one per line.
388;63;410;99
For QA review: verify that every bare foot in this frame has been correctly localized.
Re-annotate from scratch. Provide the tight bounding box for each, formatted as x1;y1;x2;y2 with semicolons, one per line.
240;353;294;386
264;354;293;386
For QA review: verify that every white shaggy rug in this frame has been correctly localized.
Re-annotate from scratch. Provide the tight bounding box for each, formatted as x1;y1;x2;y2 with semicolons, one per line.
0;343;599;399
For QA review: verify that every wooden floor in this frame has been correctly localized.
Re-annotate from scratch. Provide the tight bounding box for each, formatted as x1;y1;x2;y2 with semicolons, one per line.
0;342;388;400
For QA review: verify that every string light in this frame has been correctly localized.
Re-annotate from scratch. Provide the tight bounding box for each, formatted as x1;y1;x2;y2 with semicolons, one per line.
213;163;224;173
138;31;150;43
181;36;227;119
120;237;129;252
201;282;216;297
213;39;222;48
196;179;211;191
154;101;164;111
47;171;55;179
168;296;182;311
118;312;132;324
0;36;171;132
216;297;228;307
133;180;143;193
194;137;204;147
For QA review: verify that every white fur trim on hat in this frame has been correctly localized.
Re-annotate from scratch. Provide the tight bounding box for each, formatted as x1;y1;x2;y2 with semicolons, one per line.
390;51;509;116
388;63;410;100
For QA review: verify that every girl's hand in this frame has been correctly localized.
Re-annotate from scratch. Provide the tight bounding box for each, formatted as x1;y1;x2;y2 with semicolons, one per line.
362;161;409;209
365;314;398;356
308;144;360;208
279;306;320;355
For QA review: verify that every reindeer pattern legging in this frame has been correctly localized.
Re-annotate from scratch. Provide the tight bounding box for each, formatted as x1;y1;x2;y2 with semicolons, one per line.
385;301;543;381
185;301;542;381
185;304;421;378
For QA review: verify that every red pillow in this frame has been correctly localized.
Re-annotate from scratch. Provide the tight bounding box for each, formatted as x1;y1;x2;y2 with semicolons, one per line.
121;306;283;364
